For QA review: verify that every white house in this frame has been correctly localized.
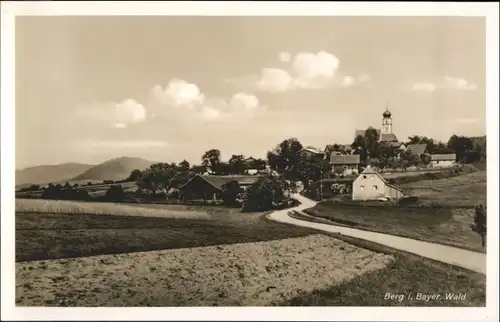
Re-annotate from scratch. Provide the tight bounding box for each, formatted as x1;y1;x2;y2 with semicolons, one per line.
352;166;403;201
430;154;456;168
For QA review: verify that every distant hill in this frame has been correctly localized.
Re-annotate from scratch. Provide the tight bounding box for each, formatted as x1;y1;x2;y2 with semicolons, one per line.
71;157;157;181
15;163;95;187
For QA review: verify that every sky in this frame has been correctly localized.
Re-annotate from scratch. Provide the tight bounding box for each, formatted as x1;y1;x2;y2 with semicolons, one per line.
15;16;486;169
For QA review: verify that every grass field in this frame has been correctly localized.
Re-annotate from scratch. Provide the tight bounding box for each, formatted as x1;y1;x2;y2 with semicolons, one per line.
401;170;486;207
16;199;208;219
15;203;319;262
303;202;485;253
282;233;486;307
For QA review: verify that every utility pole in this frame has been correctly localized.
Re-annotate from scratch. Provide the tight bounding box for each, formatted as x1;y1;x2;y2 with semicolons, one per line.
319;169;323;200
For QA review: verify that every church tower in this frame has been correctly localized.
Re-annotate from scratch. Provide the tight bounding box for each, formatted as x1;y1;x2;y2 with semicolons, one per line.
381;107;392;135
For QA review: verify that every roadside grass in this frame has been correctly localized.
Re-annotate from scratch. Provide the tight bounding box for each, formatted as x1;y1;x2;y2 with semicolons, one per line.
281;233;486;307
16;207;318;262
303;201;485;253
400;170;486;207
16;199;208;219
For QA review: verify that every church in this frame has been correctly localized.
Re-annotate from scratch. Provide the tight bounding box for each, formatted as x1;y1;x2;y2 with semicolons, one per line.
354;108;405;149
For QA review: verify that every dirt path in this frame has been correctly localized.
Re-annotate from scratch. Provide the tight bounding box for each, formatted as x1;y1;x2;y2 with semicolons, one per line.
268;194;486;274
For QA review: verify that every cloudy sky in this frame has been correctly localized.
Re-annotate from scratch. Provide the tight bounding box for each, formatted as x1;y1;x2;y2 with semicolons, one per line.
16;16;485;168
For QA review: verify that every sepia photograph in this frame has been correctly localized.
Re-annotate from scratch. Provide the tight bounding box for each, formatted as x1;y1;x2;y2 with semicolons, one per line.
1;1;498;321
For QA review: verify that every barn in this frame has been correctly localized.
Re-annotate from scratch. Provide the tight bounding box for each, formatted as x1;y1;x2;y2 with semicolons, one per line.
178;174;261;201
352;166;403;201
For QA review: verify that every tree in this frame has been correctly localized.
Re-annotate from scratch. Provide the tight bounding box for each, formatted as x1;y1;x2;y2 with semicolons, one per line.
242;175;288;212
221;180;241;206
266;138;303;179
351;135;368;164
447;135;473;162
137;163;178;197
63;182;72;189
191;165;207;174
105;185;125;202
295;158;329;189
472;203;486;248
179;160;190;171
420;153;431;166
400;149;420;168
364;128;380;159
127;169;142;181
202;149;221;173
251;158;267;171
228;154;246;175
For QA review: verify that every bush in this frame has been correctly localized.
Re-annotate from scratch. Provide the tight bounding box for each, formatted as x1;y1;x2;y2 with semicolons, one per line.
104;185;126;202
398;196;419;206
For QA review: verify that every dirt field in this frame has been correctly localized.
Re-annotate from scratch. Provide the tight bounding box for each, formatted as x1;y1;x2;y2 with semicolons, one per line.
15;234;394;306
401;170;487;207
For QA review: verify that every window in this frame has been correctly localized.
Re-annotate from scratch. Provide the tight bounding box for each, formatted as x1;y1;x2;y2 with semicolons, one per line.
363;175;367;179
360;185;364;190
373;185;378;190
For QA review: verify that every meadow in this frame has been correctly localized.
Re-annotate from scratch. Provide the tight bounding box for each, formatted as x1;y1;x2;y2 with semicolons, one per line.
400;170;486;207
301;170;487;253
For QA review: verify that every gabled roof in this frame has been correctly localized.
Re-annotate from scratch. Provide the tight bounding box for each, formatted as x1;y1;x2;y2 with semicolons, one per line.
431;154;456;161
359;166;403;192
179;174;261;191
330;154;360;165
298;148;325;155
406;144;428;155
380;133;399;142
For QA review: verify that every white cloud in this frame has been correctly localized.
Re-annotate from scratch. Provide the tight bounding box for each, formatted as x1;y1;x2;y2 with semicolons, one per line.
75;99;147;128
411;77;477;92
151;79;266;121
152;79;205;107
443;76;477;91
256;68;295;93
279;51;292;63
342;76;354;87
292;51;340;82
412;82;437;92
230;51;368;93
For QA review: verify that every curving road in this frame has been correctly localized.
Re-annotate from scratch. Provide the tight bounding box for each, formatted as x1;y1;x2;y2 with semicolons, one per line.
268;194;486;274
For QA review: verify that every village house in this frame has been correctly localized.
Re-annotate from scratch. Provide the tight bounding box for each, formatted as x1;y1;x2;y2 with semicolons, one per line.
330;154;360;176
352;166;404;201
430;154;456;168
179;174;261;201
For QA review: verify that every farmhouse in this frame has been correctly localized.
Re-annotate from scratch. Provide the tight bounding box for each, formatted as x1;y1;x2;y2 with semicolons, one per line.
330;155;360;176
430;154;456;168
179;174;261;201
352;166;403;201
